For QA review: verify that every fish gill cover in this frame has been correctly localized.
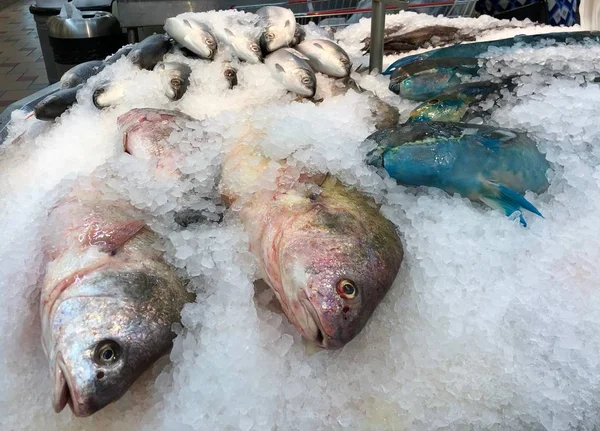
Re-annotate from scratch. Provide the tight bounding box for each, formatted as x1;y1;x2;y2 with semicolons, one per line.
1;9;600;431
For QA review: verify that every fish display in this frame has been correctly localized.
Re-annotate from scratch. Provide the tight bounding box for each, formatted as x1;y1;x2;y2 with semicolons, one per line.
296;39;351;78
92;80;124;109
366;122;551;226
389;57;480;100
60;61;105;89
154;61;192;101
361;25;475;55
408;79;516;122
265;48;317;98
164;17;217;60
219;141;403;349
34;85;82;121
383;31;600;75
104;45;134;65
40;180;192;417
257;6;297;53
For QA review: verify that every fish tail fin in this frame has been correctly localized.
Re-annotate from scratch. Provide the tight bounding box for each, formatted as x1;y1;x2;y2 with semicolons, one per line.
480;181;544;227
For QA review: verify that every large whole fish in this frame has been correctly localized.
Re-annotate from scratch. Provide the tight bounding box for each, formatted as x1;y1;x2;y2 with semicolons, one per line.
383;31;600;75
265;48;316;98
408;79;516;122
40;180;192;417
295;39;351;79
257;6;297;53
164;17;217;60
366;122;551;226
219;139;403;349
389;57;479;101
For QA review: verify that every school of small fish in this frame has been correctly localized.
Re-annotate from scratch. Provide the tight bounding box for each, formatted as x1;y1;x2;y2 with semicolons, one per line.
3;6;600;424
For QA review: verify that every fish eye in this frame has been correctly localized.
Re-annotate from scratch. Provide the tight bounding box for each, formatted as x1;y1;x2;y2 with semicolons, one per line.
250;44;260;52
224;70;235;78
94;340;121;365
340;57;349;64
265;32;275;41
206;38;215;46
428;99;439;105
170;77;183;87
301;76;313;85
337;279;357;299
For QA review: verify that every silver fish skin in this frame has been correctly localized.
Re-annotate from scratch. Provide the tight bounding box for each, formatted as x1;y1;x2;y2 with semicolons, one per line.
127;34;172;70
34;85;82;121
265;48;316;98
40;182;192;417
257;6;297;53
164;17;217;60
154;61;192;101
295;39;351;78
60;60;105;89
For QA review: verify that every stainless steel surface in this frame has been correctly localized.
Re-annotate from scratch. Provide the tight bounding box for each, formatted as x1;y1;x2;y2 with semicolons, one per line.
369;0;384;73
48;11;121;39
0;83;61;145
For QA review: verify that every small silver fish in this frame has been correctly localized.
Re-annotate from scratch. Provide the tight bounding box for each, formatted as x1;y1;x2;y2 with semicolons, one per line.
60;60;105;89
257;6;297;53
164;17;217;60
296;39;351;78
265;48;316;98
34;85;82;121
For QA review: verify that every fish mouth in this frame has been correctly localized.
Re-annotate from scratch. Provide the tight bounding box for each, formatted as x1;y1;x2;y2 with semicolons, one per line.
53;355;91;417
299;293;326;347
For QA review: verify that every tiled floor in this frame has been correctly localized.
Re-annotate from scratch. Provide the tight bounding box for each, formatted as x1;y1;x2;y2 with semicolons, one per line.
0;0;48;113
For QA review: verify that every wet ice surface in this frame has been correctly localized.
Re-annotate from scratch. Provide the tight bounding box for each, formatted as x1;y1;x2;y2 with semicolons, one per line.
2;11;600;431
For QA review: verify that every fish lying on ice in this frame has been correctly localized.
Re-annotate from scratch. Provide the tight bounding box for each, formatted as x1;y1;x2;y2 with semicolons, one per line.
154;61;192;101
164;16;217;60
389;57;480;101
383;31;600;75
265;48;316;98
127;34;172;70
408;79;517;123
365;122;551;226
295;39;351;79
218;139;404;349
60;60;105;89
210;14;264;64
34;85;82;121
361;25;474;55
40;179;193;417
257;5;297;53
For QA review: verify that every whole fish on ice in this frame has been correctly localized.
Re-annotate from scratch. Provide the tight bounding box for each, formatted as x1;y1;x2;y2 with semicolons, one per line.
40;179;192;417
366;122;551;226
219;140;403;349
265;48;316;98
389;57;479;101
383;31;600;75
257;6;297;53
409;79;516;123
210;14;264;64
295;39;351;78
164;16;217;60
60;60;104;89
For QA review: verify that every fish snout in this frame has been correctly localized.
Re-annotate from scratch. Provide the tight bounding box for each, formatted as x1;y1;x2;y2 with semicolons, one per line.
52;355;96;417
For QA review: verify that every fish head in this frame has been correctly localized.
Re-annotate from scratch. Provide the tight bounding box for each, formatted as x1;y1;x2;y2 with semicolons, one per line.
33;86;80;121
278;185;403;349
290;25;306;47
47;270;189;417
395;69;462;101
260;26;288;53
221;62;238;89
155;62;192;101
276;64;315;98
409;96;468;122
240;38;263;63
92;81;125;109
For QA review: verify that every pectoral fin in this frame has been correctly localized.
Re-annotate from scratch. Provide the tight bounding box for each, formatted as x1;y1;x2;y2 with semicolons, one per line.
480;180;543;227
